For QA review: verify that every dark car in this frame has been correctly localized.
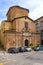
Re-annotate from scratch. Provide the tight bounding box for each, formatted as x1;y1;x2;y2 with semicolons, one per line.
34;45;43;51
8;48;19;53
18;46;27;52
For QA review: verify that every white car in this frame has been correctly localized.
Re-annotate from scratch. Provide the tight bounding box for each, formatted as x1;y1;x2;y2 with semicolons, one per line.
26;47;32;51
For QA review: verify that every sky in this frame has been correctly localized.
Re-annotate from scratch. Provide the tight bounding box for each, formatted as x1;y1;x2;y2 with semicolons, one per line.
0;0;43;25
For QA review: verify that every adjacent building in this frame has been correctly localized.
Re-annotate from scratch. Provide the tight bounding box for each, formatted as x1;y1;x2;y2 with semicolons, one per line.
35;16;43;45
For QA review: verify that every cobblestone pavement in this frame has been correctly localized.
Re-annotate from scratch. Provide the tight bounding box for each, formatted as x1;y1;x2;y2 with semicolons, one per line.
0;51;43;65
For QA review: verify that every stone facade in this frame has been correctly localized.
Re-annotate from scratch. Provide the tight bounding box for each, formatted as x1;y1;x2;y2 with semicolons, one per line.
6;6;29;21
35;16;43;45
1;6;40;50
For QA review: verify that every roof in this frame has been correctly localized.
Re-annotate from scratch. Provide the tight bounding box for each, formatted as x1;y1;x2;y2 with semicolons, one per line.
12;16;35;22
2;16;34;23
2;16;35;23
2;20;11;22
6;5;29;15
35;16;43;21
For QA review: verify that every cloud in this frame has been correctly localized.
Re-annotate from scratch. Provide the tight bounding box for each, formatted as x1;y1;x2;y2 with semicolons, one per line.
29;6;43;20
28;0;43;20
0;0;43;24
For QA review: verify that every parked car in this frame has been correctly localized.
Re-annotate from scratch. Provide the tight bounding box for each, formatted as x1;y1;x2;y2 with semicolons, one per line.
8;48;19;53
18;46;32;52
18;46;27;52
26;47;32;51
34;45;43;51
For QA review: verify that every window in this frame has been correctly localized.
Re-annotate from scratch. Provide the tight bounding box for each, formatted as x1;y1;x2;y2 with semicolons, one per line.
41;21;43;27
36;22;40;32
24;22;28;29
36;23;39;27
36;23;38;25
36;30;39;32
41;30;43;37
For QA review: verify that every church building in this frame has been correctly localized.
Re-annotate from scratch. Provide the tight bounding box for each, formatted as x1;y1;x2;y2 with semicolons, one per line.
1;6;40;50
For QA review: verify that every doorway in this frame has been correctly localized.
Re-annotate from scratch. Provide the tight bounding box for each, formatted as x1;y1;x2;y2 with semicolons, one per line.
25;39;29;47
41;40;43;45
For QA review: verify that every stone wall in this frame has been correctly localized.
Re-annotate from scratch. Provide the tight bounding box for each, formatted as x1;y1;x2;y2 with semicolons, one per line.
7;6;29;21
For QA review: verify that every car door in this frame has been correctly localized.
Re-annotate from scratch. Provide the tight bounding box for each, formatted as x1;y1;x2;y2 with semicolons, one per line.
40;46;43;50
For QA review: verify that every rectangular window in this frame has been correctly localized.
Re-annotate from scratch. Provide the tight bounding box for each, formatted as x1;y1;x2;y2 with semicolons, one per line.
41;21;43;27
24;22;28;29
41;30;43;37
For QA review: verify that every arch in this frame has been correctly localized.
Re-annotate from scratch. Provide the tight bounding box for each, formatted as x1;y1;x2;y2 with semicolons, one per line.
25;39;29;47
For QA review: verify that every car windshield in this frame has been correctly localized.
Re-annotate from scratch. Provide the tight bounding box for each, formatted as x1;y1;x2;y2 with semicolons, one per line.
36;47;39;49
